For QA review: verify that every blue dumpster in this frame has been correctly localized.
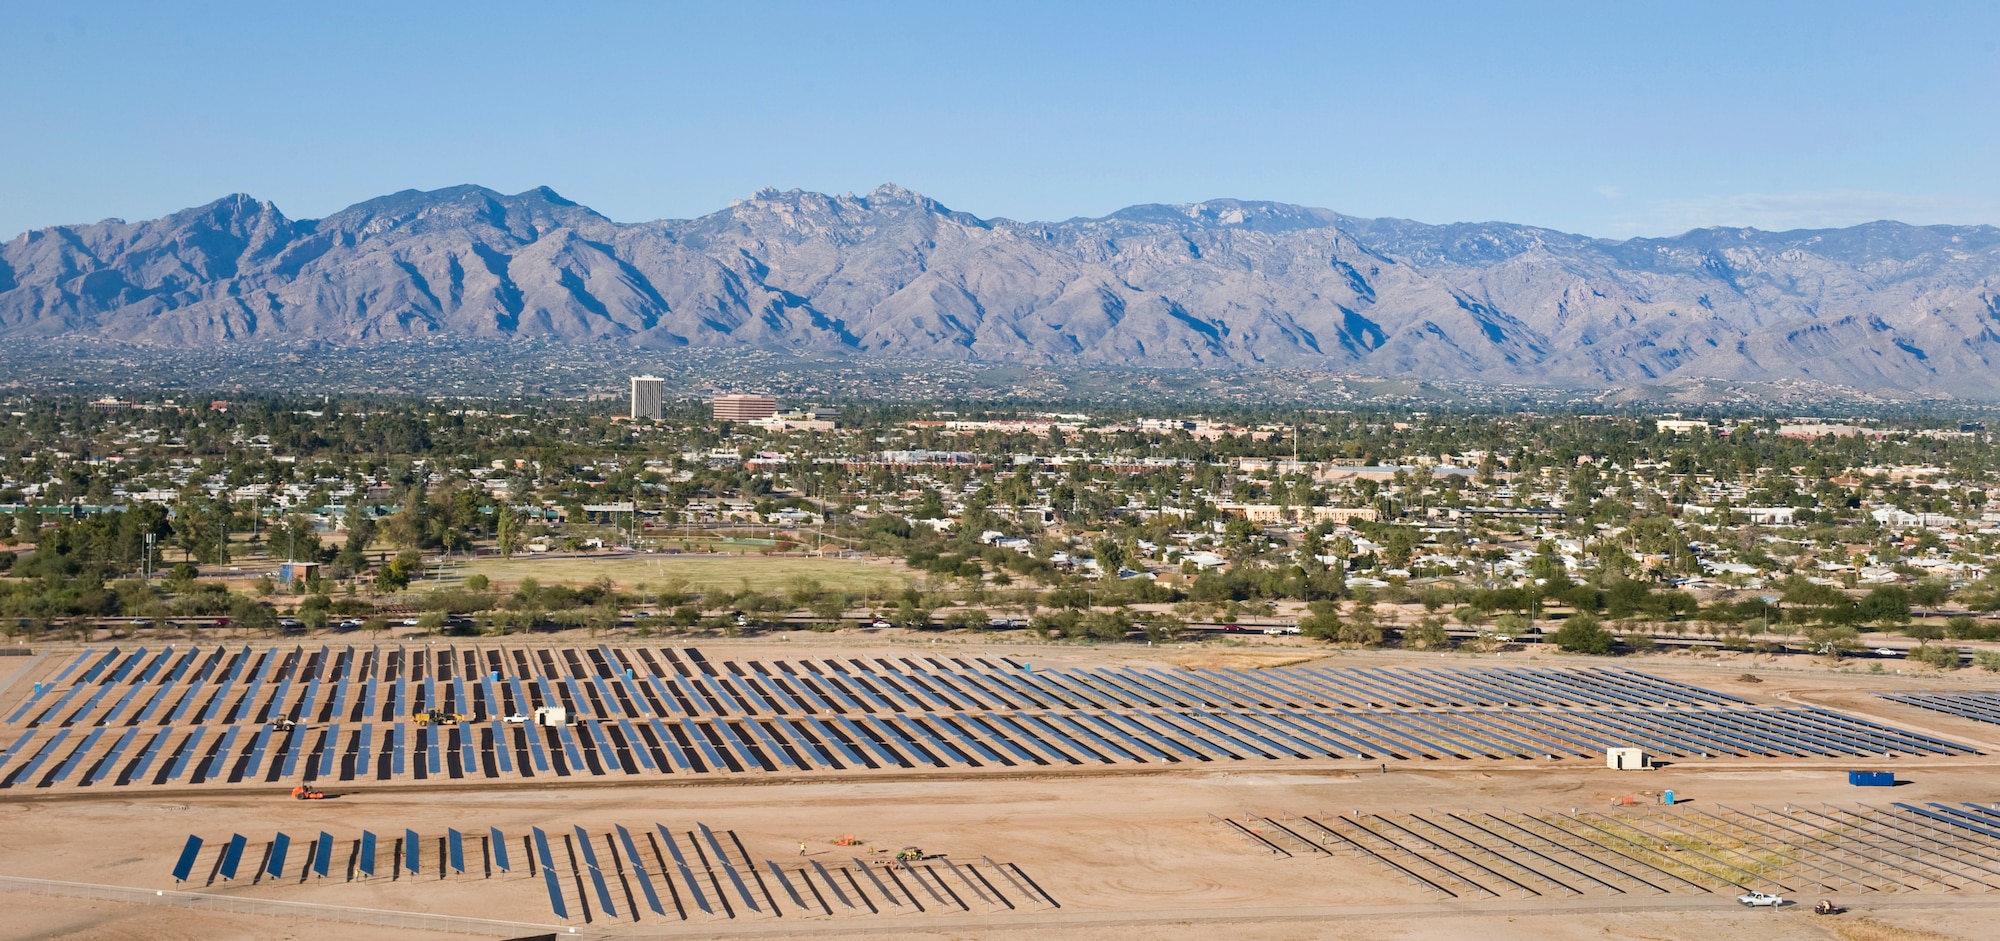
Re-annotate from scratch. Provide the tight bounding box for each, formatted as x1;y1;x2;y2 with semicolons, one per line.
1848;770;1895;787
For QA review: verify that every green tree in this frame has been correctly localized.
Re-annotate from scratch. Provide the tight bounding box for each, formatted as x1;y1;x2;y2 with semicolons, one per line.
1299;600;1343;640
1405;616;1451;650
496;504;519;559
1551;614;1615;654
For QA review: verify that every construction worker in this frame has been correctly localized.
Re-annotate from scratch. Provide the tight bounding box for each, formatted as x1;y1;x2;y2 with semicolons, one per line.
798;842;808;856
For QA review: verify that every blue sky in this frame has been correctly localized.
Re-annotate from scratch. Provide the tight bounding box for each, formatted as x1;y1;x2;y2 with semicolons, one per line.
3;1;1996;239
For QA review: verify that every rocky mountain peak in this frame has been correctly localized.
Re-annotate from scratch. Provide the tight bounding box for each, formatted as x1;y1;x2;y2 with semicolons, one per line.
2;185;1997;397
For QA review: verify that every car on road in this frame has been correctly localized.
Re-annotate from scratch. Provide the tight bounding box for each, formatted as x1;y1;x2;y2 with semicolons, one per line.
1872;647;1901;656
1737;891;1785;907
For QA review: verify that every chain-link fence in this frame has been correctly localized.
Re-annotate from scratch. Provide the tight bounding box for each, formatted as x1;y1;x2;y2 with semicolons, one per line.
0;874;573;937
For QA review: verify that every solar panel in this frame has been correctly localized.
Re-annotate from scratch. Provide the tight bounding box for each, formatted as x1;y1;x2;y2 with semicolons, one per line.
46;726;106;785
534;827;568;919
120;728;173;784
490;827;511;872
698;822;759;912
313;830;333;878
359;831;377;876
573;826;617;916
447;828;465;874
266;832;291;880
170;835;202;882
555;724;586;771
218;833;247;880
656;824;713;914
404;829;421;874
617;824;666;916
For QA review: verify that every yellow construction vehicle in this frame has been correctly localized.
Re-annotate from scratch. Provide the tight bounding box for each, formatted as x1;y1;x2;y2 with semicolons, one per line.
412;708;472;725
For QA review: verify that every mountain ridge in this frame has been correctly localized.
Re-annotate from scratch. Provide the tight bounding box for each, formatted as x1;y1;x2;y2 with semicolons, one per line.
4;184;1998;396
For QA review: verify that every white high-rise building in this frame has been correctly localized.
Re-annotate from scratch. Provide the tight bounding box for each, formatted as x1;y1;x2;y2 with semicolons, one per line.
630;375;664;421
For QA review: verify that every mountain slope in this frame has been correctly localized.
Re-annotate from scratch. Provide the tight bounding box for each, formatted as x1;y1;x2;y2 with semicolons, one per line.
4;184;1998;395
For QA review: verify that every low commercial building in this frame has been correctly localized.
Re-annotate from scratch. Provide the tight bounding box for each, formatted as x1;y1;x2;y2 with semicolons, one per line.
712;394;778;421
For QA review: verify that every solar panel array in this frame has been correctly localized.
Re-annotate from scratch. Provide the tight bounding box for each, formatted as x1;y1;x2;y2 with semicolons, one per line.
1877;691;2000;727
1218;801;2000;898
166;821;1056;924
0;644;1974;792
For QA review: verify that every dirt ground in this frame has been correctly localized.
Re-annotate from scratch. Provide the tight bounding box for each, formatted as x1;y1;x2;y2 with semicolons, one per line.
2;639;1998;940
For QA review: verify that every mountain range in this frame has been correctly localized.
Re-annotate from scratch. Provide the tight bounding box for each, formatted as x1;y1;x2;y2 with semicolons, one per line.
3;183;1998;396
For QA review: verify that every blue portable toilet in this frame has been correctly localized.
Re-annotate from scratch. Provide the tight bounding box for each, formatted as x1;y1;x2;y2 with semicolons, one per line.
1662;789;1676;805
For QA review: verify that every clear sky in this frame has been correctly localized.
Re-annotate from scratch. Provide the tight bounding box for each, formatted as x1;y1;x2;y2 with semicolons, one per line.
3;1;1996;240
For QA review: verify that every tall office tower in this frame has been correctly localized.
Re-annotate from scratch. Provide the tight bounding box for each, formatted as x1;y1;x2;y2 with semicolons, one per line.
630;375;664;420
711;394;778;421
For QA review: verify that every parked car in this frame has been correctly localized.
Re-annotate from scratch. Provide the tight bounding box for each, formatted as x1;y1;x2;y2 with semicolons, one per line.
1737;891;1784;907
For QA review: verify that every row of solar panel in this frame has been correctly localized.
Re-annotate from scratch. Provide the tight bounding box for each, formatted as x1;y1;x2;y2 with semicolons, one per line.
163;822;768;923
171;825;502;885
8;644;1015;728
1877;692;2000;727
6;644;1746;735
3;702;1970;791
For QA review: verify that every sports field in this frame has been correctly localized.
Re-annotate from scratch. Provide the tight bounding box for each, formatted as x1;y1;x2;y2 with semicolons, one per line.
451;552;914;594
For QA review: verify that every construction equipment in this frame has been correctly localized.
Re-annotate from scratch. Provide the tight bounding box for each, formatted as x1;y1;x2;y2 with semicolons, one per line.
290;785;325;800
413;708;472;726
895;846;926;862
1814;899;1845;915
269;717;297;732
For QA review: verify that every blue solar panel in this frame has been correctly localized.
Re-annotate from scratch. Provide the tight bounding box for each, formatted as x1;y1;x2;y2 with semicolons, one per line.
242;726;275;778
46;727;106;785
448;828;465;873
678;719;729;771
359;831;377;876
266;832;291;880
404;829;421;874
532;827;568;919
170;835;203;882
523;721;551;772
218;833;247;880
490;827;510;872
767;716;838;769
603;828;662;915
589;676;623;716
574;826;618;916
656;824;713;914
924;713;1007;765
159;728;204;782
315;724;340;778
313;831;333;878
121;728;173;783
555;724;587;771
698;823;758;912
192;724;241;784
1910;802;2000;839
617;719;657;771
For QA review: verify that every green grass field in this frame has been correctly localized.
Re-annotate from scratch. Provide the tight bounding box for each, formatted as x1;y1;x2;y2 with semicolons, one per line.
453;553;914;595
